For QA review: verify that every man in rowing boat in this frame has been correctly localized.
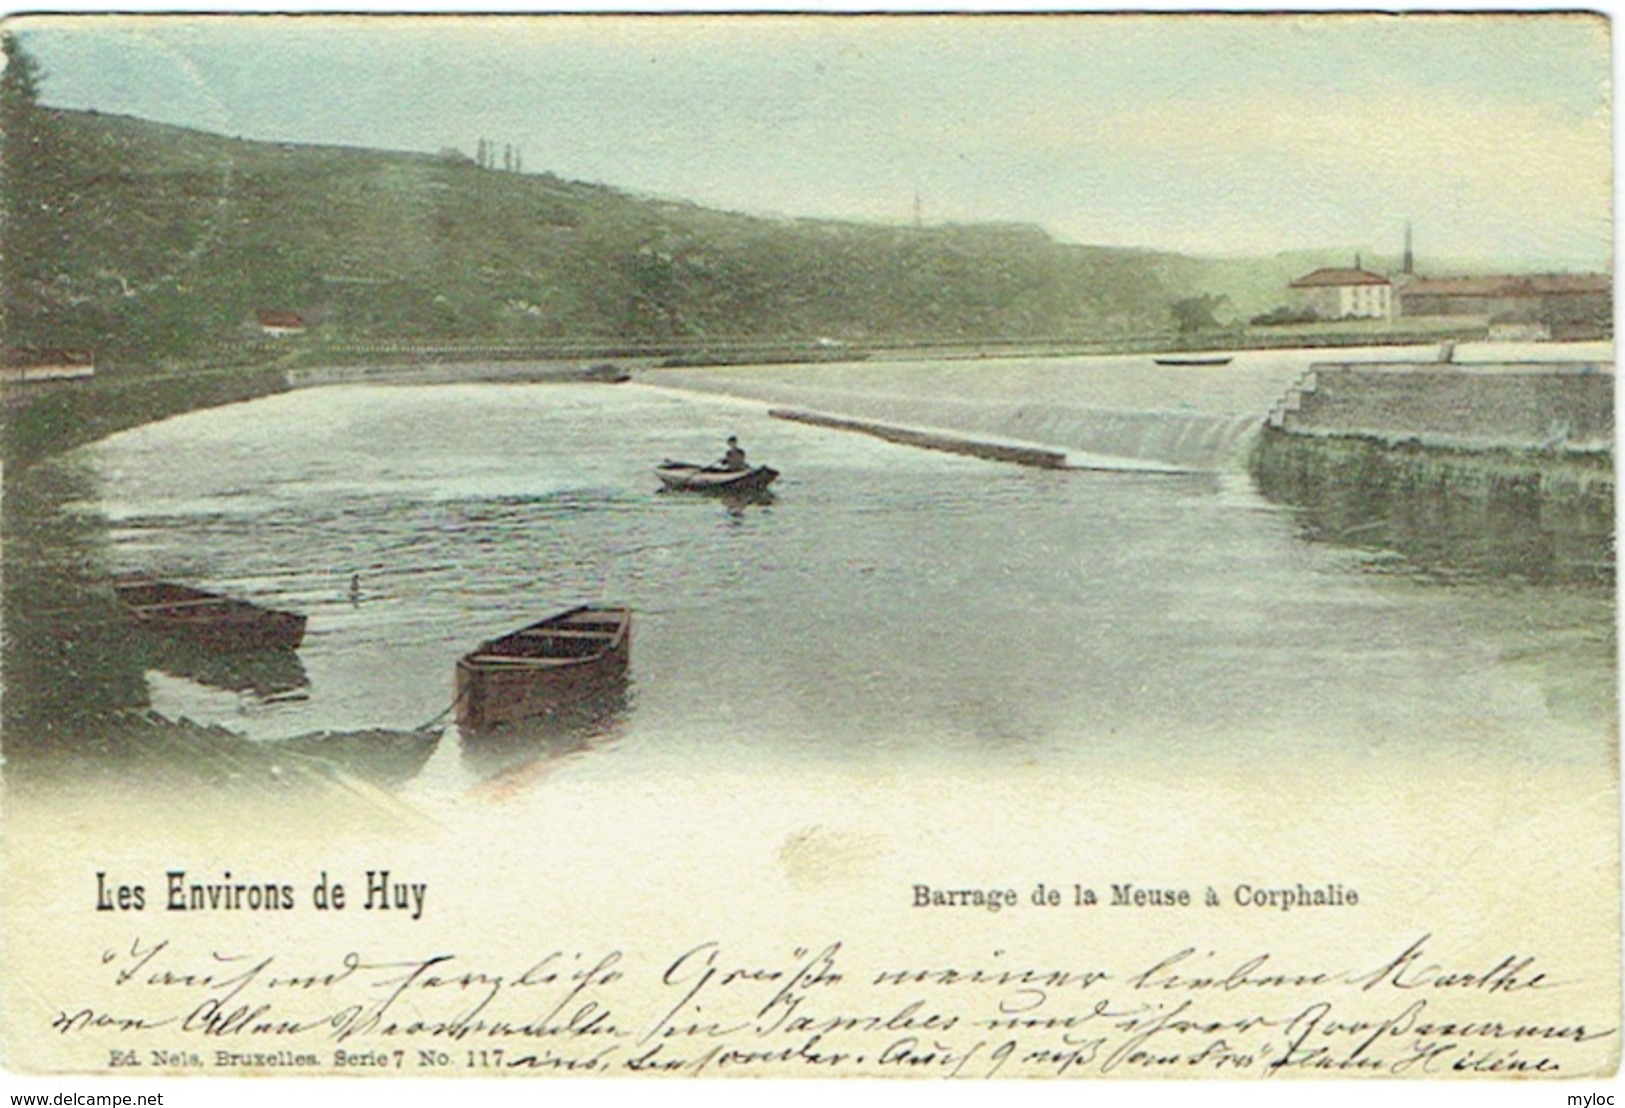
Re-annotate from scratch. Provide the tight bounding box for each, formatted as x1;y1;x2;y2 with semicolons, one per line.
718;435;748;471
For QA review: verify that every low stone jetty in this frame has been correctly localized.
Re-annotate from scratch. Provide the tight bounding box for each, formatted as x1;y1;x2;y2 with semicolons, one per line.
285;360;631;388
768;408;1067;468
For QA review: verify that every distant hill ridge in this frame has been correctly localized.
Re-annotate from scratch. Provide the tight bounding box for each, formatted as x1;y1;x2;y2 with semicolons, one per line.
22;107;1366;362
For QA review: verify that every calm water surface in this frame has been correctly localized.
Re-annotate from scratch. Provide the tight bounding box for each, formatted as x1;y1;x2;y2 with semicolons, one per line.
14;371;1615;798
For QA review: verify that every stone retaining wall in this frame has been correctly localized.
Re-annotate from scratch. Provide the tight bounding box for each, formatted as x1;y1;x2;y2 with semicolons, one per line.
1270;361;1613;452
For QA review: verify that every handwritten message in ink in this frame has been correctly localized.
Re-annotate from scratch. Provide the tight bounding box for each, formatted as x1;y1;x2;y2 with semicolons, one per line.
54;933;1614;1078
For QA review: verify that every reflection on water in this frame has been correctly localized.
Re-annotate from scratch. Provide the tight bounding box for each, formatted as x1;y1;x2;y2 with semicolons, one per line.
2;460;151;735
654;486;778;524
1252;431;1615;586
132;635;310;700
723;489;777;516
458;679;632;781
3;373;1615;802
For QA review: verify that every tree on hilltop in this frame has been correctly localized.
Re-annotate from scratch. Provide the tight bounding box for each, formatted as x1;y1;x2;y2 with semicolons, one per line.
1;31;63;359
1170;293;1233;334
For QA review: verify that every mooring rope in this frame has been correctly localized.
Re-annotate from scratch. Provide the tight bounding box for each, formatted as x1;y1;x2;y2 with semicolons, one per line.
412;680;473;733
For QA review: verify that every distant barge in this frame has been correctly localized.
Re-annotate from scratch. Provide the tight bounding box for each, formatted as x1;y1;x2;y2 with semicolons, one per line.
1153;355;1234;367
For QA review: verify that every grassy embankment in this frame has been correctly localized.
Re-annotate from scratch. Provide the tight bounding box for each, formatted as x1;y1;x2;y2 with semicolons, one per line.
28;108;1463;368
4;108;1502;466
2;360;293;469
27;109;1178;360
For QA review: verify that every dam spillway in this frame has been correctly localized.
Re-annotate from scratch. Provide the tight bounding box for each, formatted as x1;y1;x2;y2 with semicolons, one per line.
649;344;1614;583
648;350;1318;471
647;343;1615;472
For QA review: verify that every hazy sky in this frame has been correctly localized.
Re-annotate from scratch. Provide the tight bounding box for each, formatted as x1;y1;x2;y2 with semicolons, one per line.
11;13;1613;268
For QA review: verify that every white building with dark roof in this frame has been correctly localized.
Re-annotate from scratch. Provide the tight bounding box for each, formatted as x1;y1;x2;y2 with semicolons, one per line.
1288;266;1393;319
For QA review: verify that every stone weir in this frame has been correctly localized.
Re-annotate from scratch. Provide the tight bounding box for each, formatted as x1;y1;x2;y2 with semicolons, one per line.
768;408;1069;469
647;363;1286;472
1255;358;1615;585
651;353;1614;581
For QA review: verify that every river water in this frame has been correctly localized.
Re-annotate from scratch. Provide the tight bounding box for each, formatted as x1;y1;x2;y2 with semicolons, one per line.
3;356;1615;805
5;354;1619;1084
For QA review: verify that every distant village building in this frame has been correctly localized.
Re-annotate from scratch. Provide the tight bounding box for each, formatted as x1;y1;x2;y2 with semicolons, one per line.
256;310;309;337
1396;274;1611;339
1287;266;1393;320
1485;309;1552;343
1279;224;1610;339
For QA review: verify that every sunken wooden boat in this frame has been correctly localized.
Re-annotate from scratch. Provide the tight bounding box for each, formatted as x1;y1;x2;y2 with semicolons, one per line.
655;461;779;495
272;727;443;789
114;578;307;651
455;606;632;732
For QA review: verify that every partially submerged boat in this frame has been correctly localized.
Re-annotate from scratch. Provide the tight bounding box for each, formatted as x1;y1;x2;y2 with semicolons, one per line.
113;578;307;651
273;727;443;789
655;461;779;495
455;606;632;731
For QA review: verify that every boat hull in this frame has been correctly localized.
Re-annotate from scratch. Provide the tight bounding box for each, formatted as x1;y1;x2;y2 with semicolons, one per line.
655;464;778;495
455;607;632;732
114;579;307;651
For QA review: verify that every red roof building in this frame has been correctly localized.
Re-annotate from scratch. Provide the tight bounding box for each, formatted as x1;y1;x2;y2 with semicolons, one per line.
1288;267;1393;319
1289;267;1392;289
1397;273;1611;338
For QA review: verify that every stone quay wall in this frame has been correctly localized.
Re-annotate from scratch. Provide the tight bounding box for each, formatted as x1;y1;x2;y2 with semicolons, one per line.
1268;360;1613;453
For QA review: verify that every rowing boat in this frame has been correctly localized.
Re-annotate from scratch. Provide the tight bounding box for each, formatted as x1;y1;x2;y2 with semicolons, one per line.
113;578;307;651
455;606;632;731
655;461;779;495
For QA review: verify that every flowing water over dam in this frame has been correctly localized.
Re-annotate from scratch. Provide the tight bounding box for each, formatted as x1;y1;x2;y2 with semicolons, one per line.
652;358;1299;470
650;347;1364;470
2;349;1614;804
654;341;1615;470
